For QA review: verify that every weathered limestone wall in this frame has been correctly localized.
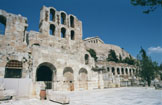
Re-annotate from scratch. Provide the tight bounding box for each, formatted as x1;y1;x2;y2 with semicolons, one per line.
0;6;139;96
39;6;82;41
28;32;95;91
0;9;29;78
26;6;96;91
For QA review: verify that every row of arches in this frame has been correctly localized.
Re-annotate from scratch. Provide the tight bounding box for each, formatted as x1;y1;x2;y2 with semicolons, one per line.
0;15;6;35
107;67;137;76
36;63;88;90
4;61;88;91
49;25;75;40
49;9;74;28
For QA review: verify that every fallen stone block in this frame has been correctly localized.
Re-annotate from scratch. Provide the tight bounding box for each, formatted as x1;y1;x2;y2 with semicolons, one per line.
0;90;16;101
46;90;70;104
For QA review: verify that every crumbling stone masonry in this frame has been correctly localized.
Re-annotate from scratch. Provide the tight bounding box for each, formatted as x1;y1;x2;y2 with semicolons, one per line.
0;6;138;96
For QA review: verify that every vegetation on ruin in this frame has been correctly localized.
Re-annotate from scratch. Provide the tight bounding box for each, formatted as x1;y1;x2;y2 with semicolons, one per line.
130;0;162;13
122;55;136;65
107;49;119;62
106;49;136;65
87;49;98;61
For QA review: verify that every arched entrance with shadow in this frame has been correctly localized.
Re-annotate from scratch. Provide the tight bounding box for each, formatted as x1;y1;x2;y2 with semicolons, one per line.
63;67;74;91
79;68;88;90
36;62;56;89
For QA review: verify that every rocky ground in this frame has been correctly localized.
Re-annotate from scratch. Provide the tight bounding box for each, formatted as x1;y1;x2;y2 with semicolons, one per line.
0;87;162;105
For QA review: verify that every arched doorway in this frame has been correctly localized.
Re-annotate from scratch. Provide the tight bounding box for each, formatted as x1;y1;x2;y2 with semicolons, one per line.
79;68;88;90
63;67;74;91
36;62;56;89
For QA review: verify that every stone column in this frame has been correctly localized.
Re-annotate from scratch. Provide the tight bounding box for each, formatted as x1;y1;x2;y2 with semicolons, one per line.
98;70;104;89
119;67;122;75
115;67;117;76
127;68;130;76
123;68;125;75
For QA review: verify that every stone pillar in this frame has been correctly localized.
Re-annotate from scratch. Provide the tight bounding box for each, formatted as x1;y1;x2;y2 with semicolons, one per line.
122;68;125;75
109;68;111;74
98;70;104;89
119;67;122;75
115;67;117;76
127;68;130;76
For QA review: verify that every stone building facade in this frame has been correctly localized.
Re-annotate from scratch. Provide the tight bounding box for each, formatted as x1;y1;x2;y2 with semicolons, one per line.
0;6;138;95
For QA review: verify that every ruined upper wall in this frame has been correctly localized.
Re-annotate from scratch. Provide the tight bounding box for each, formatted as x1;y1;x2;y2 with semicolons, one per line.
0;9;28;52
0;9;28;39
39;6;83;41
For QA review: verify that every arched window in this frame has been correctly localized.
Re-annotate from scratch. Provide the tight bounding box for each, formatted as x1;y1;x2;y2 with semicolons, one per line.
50;9;55;22
107;67;109;72
85;54;89;65
112;67;115;75
61;12;66;25
125;68;128;74
70;16;74;28
129;69;132;76
133;69;135;74
71;30;75;40
117;68;120;75
121;68;124;75
5;60;22;78
49;24;55;35
61;27;66;38
0;15;6;35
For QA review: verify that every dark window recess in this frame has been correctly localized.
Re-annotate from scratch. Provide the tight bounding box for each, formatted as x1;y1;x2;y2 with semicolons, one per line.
50;9;55;22
70;16;74;28
0;15;6;35
71;31;75;40
112;67;115;75
85;54;89;65
61;28;66;38
50;24;55;35
5;69;22;78
5;60;23;78
61;13;66;25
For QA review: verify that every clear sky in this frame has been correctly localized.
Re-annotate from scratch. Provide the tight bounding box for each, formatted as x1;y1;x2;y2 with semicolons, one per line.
0;0;162;64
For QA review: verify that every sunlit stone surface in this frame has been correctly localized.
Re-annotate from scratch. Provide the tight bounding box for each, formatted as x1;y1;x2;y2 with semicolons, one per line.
1;87;161;105
66;87;162;105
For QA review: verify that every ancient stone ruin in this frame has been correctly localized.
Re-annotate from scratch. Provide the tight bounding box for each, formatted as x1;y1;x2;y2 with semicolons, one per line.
0;6;139;98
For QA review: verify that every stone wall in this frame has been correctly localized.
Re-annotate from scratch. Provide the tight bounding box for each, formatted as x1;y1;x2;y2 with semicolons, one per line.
0;6;138;96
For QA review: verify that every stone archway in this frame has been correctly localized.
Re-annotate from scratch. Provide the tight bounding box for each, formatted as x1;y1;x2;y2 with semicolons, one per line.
36;62;56;89
79;68;88;90
63;67;74;91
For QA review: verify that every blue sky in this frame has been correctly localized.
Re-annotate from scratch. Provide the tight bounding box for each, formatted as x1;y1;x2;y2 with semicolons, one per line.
0;0;162;64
